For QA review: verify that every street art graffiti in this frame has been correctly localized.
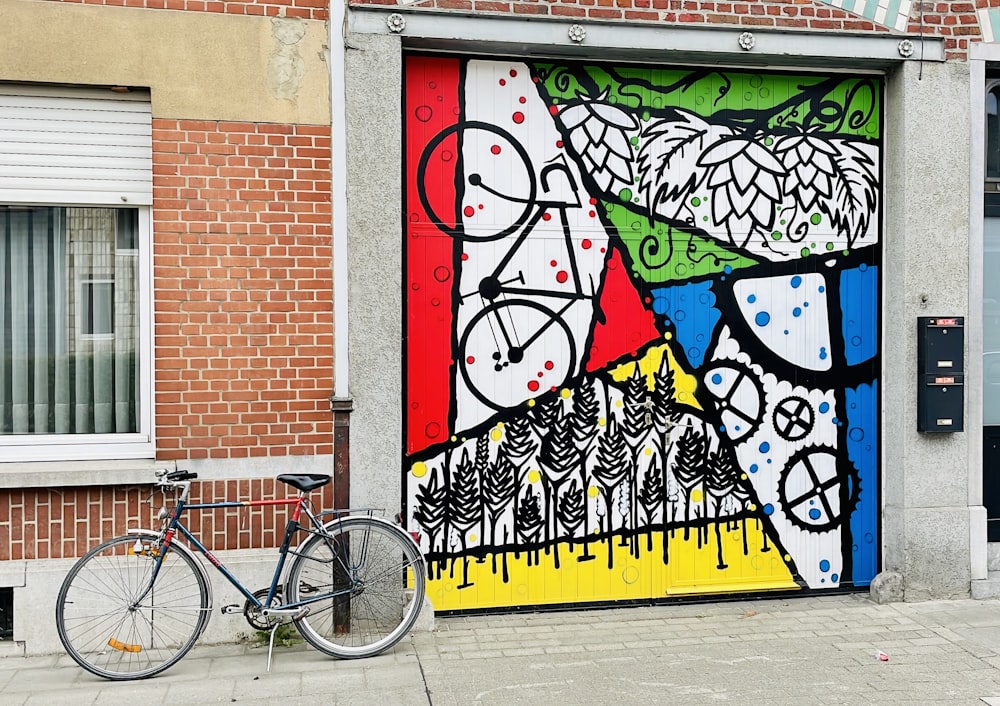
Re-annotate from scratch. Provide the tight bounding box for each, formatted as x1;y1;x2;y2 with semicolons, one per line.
404;56;881;611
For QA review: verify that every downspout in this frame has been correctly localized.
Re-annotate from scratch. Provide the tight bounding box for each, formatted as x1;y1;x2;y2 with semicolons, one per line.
330;0;353;510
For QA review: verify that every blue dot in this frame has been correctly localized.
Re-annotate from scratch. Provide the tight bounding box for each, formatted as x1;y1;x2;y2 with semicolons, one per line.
820;559;830;572
784;330;789;335
755;311;771;327
652;296;669;315
688;347;701;360
696;333;704;342
719;425;726;432
809;508;822;520
818;285;826;293
735;425;741;431
859;263;868;271
832;573;839;582
766;459;772;464
790;275;802;288
747;294;757;303
793;307;802;317
675;310;687;321
851;335;862;347
803;301;810;307
759;441;770;453
763;503;774;515
724;265;733;274
849;427;864;442
750;464;758;473
819;347;828;360
712;373;723;385
819;402;830;413
699;293;711;304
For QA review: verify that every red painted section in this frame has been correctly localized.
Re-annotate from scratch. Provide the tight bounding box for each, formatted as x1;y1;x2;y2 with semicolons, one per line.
405;57;461;454
585;246;662;372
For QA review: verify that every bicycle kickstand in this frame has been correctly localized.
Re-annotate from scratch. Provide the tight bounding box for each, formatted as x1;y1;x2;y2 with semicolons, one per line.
266;623;279;673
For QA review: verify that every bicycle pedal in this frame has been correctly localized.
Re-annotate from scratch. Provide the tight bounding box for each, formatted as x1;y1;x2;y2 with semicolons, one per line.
220;604;242;615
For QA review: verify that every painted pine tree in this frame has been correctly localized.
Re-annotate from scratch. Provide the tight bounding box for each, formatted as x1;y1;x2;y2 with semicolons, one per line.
537;405;577;568
673;425;707;541
515;485;544;566
449;448;481;588
412;467;448;580
705;445;739;569
482;454;517;580
568;377;601;562
592;414;629;568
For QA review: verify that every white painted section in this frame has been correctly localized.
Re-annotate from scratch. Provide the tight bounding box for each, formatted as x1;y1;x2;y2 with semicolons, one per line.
0;85;152;206
980;10;995;44
331;2;350;399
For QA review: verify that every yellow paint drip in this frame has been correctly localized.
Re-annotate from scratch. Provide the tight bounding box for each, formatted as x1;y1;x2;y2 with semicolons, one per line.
425;519;797;611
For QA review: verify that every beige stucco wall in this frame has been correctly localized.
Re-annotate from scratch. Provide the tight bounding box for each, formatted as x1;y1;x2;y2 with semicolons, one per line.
1;0;330;124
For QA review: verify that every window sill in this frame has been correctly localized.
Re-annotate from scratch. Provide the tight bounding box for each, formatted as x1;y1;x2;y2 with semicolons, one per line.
0;459;164;489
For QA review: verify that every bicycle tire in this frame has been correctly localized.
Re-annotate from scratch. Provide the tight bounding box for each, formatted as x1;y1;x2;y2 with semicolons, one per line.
56;533;211;680
417;120;537;242
285;516;426;659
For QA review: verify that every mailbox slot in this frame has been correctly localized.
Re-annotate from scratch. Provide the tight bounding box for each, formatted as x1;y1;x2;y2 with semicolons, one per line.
917;317;964;433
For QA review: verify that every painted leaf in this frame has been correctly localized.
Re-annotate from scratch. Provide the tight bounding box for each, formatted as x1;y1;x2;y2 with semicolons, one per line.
820;140;878;246
637;110;717;222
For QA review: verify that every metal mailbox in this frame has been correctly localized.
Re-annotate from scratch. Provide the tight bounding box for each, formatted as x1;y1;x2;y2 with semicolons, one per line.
917;317;964;433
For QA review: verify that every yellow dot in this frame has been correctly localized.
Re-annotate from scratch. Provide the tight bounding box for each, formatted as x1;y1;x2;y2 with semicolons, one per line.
560;388;571;399
497;422;505;429
784;554;791;562
690;489;703;503
528;470;541;483
615;400;623;408
598;417;606;426
469;533;477;543
527;399;536;408
490;428;503;442
644;447;652;456
749;504;757;511
588;486;599;498
740;473;747;480
664;331;673;340
451;436;457;442
412;461;428;478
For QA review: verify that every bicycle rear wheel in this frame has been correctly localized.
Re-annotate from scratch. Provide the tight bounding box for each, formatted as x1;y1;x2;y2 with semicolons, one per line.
55;533;210;680
285;516;426;659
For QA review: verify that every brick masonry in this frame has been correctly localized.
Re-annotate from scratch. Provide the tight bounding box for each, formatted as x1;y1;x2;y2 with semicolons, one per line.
45;0;328;20
0;479;336;561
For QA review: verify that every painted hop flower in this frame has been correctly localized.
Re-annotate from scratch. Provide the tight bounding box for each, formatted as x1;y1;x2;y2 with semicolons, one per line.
774;131;838;210
558;90;640;193
698;136;787;242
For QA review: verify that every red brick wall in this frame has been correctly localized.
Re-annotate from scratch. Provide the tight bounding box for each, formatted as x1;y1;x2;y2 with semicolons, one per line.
0;479;336;561
43;0;328;20
152;119;334;462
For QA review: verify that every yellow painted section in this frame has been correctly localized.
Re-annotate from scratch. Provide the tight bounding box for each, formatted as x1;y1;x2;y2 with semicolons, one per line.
426;519;798;611
609;343;702;410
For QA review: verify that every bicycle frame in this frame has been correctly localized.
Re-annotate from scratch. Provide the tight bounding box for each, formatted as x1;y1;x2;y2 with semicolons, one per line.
137;485;354;618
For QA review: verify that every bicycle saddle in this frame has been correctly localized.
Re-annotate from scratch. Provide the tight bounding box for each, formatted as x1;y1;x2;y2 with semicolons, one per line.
276;474;331;492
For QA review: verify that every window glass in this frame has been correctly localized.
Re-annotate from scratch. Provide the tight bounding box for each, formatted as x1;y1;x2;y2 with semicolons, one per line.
986;216;1000;425
0;206;139;434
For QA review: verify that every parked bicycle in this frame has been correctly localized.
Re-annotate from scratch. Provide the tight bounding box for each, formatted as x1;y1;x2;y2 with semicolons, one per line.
55;469;426;680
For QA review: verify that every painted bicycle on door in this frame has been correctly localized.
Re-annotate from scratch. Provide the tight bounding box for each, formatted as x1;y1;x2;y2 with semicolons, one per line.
404;56;881;611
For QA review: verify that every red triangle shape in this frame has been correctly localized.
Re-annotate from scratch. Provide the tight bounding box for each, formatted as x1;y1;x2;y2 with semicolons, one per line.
585;247;662;373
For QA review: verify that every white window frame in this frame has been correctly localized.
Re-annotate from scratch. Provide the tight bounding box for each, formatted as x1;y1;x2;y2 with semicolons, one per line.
0;205;154;461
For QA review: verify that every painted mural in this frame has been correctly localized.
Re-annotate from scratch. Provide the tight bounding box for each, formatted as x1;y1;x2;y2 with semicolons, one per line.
404;56;881;611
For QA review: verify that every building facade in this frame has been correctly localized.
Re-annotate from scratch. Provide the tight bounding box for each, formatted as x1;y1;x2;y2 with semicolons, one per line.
0;0;997;654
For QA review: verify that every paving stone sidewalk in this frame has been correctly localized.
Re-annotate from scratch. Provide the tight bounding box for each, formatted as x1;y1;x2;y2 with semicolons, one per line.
6;593;1000;705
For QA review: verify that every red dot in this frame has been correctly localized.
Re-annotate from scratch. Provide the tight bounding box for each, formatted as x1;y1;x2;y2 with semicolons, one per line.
528;380;540;392
519;96;526;104
550;386;557;392
589;197;597;205
533;76;539;83
537;371;544;378
581;239;592;250
464;206;475;217
544;360;554;370
601;247;606;254
549;105;559;115
461;252;469;261
512;112;525;124
491;144;502;155
556;140;563;148
556;270;568;283
550;260;558;267
499;78;506;86
478;204;484;210
467;356;476;365
510;69;518;77
542;212;551;221
589;210;596;218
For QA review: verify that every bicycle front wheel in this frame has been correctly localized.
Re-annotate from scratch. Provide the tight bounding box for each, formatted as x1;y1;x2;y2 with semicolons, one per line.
285;516;426;659
56;533;211;680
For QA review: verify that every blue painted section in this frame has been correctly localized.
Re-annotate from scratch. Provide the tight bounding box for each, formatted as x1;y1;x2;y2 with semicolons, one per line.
845;381;878;586
840;265;878;366
650;280;721;369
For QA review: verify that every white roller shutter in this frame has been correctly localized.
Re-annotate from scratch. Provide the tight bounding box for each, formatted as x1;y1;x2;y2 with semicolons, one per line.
0;85;152;206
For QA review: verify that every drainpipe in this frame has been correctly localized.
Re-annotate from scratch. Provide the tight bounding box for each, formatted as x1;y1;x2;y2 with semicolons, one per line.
330;0;353;511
